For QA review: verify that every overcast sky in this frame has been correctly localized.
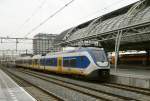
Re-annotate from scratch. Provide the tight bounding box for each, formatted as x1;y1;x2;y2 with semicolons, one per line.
0;0;139;52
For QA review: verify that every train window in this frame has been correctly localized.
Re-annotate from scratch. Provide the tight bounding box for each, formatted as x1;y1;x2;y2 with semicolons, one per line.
51;58;57;66
70;59;76;67
40;59;42;64
40;59;45;65
90;50;107;62
49;59;54;65
45;58;57;66
63;58;77;67
63;59;70;67
80;56;84;62
45;58;49;66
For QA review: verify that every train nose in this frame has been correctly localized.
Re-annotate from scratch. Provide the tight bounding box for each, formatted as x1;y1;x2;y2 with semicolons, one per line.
96;62;109;67
87;69;110;80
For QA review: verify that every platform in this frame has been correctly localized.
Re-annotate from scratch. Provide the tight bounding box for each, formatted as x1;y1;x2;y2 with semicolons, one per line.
110;65;150;89
0;69;36;101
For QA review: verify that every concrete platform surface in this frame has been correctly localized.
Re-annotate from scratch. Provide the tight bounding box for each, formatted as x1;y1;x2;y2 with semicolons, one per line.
0;69;36;101
111;68;150;79
110;68;150;89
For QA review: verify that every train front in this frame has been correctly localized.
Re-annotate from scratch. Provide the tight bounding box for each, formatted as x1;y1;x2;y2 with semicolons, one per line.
86;48;110;80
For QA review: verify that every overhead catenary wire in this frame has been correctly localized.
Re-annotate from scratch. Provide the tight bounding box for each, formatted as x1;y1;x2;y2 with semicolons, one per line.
24;0;75;37
14;0;47;34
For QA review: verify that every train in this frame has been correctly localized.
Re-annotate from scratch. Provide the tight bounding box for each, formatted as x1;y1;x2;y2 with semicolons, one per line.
15;47;110;79
111;52;150;66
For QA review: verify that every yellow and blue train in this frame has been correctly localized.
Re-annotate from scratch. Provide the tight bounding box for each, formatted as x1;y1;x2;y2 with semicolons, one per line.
15;47;110;79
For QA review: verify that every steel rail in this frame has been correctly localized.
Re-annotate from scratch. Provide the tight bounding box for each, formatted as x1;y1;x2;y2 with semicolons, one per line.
102;83;150;95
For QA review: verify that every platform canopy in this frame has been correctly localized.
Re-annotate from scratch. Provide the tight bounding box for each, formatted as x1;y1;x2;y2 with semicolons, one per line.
56;0;150;51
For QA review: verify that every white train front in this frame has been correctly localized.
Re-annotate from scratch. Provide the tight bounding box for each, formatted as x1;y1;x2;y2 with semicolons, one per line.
15;47;110;79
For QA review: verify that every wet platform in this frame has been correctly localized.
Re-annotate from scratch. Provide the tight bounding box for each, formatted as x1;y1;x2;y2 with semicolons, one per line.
110;65;150;89
0;69;36;101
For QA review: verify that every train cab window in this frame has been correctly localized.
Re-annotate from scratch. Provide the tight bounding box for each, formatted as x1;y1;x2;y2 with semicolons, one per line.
90;50;107;62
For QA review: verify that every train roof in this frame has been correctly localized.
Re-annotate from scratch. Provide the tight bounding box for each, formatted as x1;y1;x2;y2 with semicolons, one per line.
46;47;104;56
16;56;32;60
120;51;146;55
32;55;41;59
16;47;105;59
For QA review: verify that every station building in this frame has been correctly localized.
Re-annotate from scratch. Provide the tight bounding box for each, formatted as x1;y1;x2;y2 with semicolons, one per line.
33;33;60;55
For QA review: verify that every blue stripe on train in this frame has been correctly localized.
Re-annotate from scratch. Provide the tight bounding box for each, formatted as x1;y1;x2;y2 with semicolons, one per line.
63;56;90;69
41;56;90;69
40;58;57;66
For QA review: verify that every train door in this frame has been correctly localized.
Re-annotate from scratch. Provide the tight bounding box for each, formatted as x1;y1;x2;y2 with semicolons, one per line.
57;57;62;72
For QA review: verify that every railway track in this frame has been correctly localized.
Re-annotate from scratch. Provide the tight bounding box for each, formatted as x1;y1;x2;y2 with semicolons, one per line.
25;69;150;96
17;68;150;101
2;67;150;101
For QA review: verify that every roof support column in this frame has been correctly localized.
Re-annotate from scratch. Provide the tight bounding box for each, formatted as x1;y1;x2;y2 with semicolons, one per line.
114;30;122;72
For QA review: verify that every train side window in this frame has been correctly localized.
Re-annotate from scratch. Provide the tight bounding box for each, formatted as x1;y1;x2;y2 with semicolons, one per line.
63;58;76;67
49;59;53;65
80;56;84;62
40;59;45;65
49;58;57;66
45;58;49;66
63;59;69;67
70;59;76;67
